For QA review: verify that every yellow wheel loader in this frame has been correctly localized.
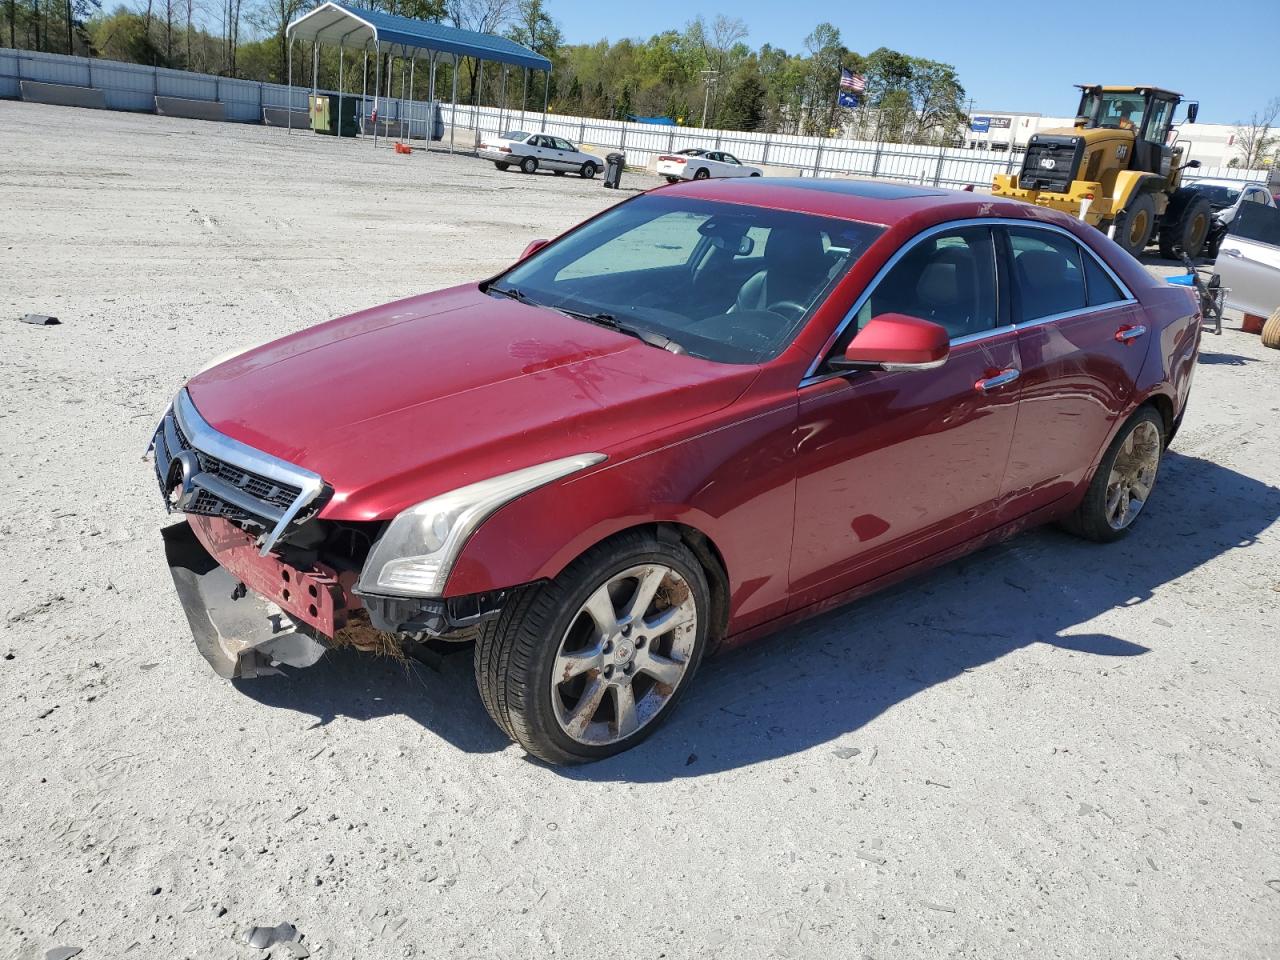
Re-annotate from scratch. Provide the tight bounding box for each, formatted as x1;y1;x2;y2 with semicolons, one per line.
992;85;1211;259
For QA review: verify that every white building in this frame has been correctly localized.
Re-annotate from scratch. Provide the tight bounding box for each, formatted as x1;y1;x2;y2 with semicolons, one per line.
966;109;1256;171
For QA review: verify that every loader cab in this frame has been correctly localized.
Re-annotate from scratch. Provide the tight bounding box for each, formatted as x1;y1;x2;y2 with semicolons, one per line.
1076;86;1183;177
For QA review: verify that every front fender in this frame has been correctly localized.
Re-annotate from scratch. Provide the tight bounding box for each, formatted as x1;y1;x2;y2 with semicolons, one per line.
443;397;799;634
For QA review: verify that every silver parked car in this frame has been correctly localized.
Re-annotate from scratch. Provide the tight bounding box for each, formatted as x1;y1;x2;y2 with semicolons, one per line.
478;130;601;179
1213;200;1280;334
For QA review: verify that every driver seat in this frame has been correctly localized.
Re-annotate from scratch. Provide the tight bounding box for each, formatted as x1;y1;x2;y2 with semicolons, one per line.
732;227;830;313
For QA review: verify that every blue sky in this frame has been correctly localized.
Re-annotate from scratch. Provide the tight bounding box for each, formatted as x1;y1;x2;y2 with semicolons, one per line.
552;0;1272;125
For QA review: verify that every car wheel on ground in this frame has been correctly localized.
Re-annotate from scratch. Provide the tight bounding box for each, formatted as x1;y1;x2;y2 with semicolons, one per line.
474;530;710;764
520;157;538;175
693;168;711;180
665;176;680;184
1262;308;1280;350
750;172;762;177
494;161;509;171
1113;192;1156;258
580;162;597;180
1061;406;1165;542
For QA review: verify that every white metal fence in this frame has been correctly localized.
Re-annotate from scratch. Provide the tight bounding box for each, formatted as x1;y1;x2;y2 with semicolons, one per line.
2;48;1271;189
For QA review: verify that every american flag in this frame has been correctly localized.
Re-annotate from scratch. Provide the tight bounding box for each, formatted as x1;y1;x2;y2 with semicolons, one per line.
840;69;866;93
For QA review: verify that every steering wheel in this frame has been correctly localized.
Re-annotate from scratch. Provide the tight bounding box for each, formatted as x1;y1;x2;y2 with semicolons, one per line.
766;300;808;322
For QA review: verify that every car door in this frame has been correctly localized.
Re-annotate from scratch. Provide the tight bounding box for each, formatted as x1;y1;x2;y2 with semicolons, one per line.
720;153;746;177
789;223;1022;607
553;138;582;170
1216;201;1280;317
998;223;1149;518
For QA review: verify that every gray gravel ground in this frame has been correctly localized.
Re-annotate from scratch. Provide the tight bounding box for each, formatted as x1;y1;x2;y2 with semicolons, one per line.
1;101;1279;960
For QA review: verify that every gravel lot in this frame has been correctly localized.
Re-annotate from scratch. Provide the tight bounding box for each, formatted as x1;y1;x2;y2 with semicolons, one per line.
2;100;1278;960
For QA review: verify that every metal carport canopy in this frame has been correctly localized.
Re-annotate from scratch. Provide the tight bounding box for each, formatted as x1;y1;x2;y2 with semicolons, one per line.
287;1;552;70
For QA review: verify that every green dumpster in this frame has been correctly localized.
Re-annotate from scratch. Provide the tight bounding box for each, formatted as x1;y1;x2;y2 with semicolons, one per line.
309;94;358;137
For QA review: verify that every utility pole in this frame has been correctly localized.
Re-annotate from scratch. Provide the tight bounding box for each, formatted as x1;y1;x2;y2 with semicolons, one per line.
700;69;717;129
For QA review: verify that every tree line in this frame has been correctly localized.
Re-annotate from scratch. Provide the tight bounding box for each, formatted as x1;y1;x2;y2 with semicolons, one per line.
4;0;972;143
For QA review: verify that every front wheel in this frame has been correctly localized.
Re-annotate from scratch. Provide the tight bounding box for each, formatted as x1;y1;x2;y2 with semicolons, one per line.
1113;192;1156;258
1061;407;1165;542
580;162;598;179
520;156;538;175
474;531;710;764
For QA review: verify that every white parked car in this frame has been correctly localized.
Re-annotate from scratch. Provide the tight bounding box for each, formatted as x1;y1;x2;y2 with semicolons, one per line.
656;148;762;182
1186;177;1276;257
478;130;601;179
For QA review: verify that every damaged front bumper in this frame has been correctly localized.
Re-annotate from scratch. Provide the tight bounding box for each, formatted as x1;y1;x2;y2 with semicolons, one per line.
162;517;514;679
162;520;334;678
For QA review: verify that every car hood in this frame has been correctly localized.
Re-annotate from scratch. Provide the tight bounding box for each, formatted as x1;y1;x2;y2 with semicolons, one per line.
185;284;758;521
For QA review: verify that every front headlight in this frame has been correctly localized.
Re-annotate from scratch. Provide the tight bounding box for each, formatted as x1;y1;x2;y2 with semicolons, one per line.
356;453;606;598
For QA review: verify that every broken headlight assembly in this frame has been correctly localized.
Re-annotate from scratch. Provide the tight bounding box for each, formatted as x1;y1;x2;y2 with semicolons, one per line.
355;453;606;599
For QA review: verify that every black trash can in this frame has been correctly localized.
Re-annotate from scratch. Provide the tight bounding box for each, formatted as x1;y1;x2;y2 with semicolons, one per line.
603;152;625;189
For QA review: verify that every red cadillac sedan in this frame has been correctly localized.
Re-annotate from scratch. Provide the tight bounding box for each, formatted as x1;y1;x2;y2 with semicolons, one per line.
150;178;1200;763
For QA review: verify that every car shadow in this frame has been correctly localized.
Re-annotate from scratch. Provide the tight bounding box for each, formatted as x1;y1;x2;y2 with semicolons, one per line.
232;451;1280;777
1198;350;1256;366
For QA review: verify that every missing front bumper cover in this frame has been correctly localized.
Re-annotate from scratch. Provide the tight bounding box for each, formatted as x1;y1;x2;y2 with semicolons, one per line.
162;521;328;678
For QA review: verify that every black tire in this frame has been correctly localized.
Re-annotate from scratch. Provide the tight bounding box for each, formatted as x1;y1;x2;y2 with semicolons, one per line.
693;167;710;180
520;156;538;175
665;176;680;184
1113;192;1156;258
749;171;761;177
1060;406;1166;543
493;161;510;171
474;530;711;764
1159;194;1212;259
580;162;598;180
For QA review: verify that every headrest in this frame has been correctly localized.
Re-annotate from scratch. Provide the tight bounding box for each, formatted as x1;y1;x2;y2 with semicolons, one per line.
917;261;959;306
1016;249;1069;285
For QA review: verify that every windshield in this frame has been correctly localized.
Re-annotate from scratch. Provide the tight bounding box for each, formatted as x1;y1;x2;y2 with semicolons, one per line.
1080;91;1147;131
493;195;883;364
1190;183;1243;209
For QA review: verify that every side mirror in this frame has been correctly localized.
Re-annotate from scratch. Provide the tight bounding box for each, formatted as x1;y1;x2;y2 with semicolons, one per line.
1185;159;1202;169
519;238;550;260
1186;102;1199;124
833;313;950;372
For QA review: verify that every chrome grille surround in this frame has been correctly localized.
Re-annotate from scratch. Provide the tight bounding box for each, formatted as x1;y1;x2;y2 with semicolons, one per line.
149;388;325;556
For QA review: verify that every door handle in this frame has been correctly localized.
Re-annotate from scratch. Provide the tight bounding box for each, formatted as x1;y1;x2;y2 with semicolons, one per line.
1220;248;1242;257
1114;324;1147;343
974;369;1020;392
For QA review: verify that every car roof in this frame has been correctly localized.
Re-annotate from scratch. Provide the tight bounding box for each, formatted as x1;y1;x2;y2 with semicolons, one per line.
664;176;1061;229
1191;178;1253;189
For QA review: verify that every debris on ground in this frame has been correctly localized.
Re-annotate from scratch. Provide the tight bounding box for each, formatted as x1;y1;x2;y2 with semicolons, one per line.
240;921;302;950
45;948;83;960
20;313;60;325
832;746;862;759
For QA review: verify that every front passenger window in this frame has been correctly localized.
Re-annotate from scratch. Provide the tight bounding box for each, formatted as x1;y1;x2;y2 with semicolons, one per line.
850;226;998;341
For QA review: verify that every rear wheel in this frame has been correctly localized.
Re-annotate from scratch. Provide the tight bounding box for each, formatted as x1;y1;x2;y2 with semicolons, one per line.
1061;407;1165;543
1262;308;1280;349
580;162;598;179
1113;192;1156;258
520;156;538;175
493;161;509;171
665;176;681;184
1158;195;1212;259
474;531;710;764
693;167;710;180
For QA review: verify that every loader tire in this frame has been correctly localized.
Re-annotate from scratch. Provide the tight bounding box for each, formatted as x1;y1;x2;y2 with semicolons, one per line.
1158;195;1212;260
1113;192;1156;258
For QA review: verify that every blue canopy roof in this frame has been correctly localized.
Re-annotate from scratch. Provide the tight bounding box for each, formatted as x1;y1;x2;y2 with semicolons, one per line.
627;115;677;126
288;1;552;71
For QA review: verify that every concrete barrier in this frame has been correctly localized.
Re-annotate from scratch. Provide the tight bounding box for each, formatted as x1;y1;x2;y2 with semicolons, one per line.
262;106;311;128
155;96;226;121
20;80;107;110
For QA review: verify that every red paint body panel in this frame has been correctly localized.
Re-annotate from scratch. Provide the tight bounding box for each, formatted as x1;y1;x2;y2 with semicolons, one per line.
180;180;1199;646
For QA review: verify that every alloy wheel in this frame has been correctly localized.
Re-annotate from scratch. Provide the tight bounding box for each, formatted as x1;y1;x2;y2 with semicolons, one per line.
550;564;698;746
1105;420;1161;530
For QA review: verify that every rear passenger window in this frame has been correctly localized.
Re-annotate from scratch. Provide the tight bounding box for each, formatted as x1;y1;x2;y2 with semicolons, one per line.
1007;227;1087;322
1081;252;1125;306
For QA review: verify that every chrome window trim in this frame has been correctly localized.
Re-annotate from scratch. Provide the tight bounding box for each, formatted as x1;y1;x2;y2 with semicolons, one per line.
800;216;1138;387
169;388;326;556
